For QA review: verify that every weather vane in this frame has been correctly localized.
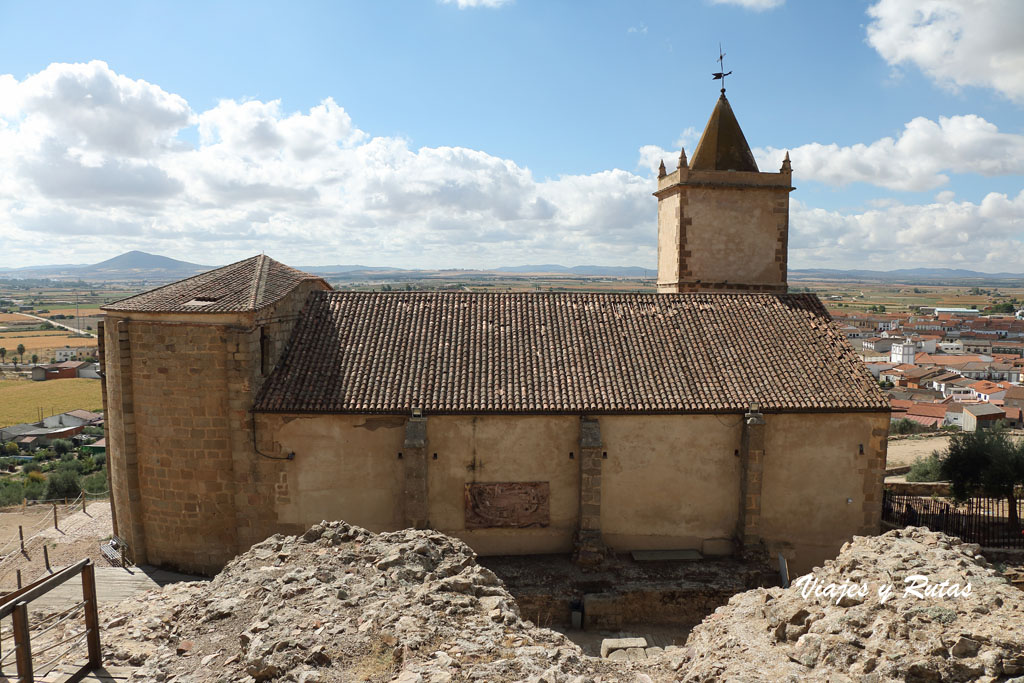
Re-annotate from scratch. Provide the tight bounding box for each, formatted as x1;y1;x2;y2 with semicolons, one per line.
712;43;732;94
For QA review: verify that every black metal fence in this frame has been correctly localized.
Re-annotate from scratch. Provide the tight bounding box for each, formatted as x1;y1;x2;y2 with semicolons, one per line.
882;490;1024;549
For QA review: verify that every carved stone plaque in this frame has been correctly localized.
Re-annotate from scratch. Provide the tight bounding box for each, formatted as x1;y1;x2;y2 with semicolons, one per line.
464;482;550;529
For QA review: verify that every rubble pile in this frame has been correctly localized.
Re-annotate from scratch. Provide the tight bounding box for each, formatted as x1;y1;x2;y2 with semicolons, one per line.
101;521;628;682
94;523;1024;682
673;527;1024;682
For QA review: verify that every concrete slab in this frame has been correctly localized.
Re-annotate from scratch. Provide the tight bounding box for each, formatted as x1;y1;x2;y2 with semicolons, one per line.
601;636;648;658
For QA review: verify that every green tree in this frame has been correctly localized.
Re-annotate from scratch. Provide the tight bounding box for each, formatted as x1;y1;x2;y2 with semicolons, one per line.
52;439;72;456
44;470;80;500
3;441;18;456
940;428;1024;532
16;343;25;362
0;347;5;363
30;354;38;365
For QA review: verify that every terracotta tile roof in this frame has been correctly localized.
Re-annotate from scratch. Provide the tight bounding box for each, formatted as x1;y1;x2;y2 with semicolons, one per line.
889;399;913;412
102;255;327;313
900;414;944;428
906;402;950;418
254;291;888;415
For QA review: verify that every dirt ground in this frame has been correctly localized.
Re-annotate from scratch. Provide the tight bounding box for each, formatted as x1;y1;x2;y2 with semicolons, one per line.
0;500;114;590
0;503;55;543
886;431;1024;470
886;433;953;469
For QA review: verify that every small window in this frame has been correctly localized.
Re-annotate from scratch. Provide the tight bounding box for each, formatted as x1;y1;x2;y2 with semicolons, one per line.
260;327;270;376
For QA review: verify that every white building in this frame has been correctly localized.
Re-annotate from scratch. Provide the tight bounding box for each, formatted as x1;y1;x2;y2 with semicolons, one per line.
54;346;93;362
890;338;917;365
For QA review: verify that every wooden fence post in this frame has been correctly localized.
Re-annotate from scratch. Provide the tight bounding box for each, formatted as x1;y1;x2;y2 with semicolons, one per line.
82;561;101;669
18;525;23;553
16;569;21;589
43;545;50;572
53;503;58;530
12;602;33;682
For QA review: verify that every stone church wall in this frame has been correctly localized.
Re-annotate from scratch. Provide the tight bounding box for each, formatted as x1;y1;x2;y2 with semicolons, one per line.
243;410;885;574
599;415;742;552
101;279;328;575
760;412;890;574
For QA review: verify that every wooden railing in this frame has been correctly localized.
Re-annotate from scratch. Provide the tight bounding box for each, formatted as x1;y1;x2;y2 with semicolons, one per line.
0;558;101;681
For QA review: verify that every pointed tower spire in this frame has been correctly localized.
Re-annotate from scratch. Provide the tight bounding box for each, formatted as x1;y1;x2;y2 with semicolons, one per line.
688;94;758;172
658;159;666;178
780;151;792;173
678;147;687;170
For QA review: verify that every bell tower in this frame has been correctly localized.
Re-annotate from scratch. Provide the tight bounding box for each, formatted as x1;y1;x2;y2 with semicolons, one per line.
655;91;794;294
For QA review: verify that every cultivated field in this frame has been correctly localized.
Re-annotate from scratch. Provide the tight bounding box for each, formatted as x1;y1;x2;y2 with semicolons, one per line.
0;378;103;426
0;333;98;352
44;306;105;316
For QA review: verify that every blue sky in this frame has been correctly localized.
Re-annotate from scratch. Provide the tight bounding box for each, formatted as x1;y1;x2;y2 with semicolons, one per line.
1;0;1022;271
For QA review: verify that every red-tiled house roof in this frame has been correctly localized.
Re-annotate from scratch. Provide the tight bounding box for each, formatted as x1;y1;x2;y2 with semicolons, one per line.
254;291;889;415
102;255;327;313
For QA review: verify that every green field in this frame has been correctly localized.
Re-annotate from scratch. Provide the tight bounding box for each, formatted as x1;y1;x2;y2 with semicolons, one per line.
0;379;103;426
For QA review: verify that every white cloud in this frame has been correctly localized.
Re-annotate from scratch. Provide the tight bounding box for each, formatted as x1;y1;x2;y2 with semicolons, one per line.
0;61;1021;274
755;114;1024;191
789;192;1024;272
0;61;652;269
866;0;1024;103
709;0;784;10
636;127;700;174
439;0;511;8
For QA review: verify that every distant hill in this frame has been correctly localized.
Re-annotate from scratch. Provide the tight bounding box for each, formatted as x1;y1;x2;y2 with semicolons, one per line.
2;252;1022;283
0;251;210;281
493;265;651;277
790;267;1024;282
299;265;405;275
79;251;210;278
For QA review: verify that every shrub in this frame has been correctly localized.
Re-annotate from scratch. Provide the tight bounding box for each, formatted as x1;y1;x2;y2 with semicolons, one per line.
93;453;106;468
81;469;107;495
3;441;19;456
52;439;72;456
24;480;44;501
0;481;24;507
906;452;944;482
21;462;41;475
57;459;84;474
44;470;80;500
891;419;932;435
26;470;46;484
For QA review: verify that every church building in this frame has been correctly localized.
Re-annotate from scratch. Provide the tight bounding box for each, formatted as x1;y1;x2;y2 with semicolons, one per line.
100;92;889;577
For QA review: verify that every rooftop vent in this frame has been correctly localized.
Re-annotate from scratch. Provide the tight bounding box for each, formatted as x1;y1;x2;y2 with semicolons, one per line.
183;297;218;307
